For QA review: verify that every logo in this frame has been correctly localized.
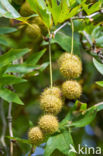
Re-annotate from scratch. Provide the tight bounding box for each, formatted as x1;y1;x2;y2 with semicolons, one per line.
69;144;101;155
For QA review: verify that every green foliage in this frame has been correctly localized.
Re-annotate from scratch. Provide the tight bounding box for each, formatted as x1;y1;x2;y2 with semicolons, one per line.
93;58;103;75
53;31;80;56
0;27;17;34
27;0;51;28
47;0;81;25
81;1;101;15
0;0;20;18
0;88;24;104
0;74;26;85
0;0;103;155
0;48;30;68
96;81;103;87
44;130;75;156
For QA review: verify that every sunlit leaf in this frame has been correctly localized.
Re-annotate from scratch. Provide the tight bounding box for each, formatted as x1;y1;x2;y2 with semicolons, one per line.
0;88;24;104
93;58;103;75
0;0;20;18
96;81;103;87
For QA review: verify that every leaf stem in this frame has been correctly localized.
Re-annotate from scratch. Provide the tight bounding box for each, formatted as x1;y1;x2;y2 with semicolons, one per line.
71;19;74;55
48;30;53;88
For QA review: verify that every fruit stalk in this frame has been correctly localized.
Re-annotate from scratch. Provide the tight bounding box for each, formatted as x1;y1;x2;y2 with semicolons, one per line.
48;31;53;88
71;19;74;55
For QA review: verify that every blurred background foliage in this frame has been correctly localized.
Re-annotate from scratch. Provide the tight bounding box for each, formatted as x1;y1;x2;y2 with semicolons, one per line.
0;0;103;156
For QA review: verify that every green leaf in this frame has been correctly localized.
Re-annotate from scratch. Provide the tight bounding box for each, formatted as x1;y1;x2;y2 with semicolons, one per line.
48;0;80;25
70;107;97;128
0;0;21;18
6;64;39;73
0;35;17;47
0;48;30;68
0;65;8;76
87;2;101;15
59;5;81;22
26;49;46;65
96;81;103;87
0;35;10;46
0;27;17;34
93;58;103;75
53;31;80;56
0;75;27;85
0;88;24;104
82;1;101;15
7;136;30;144
27;0;51;28
6;62;48;74
39;62;49;72
47;0;62;25
44;130;75;156
94;102;103;112
74;100;87;111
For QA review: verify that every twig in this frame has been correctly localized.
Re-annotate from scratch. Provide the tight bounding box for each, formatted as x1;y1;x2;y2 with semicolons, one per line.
54;21;69;35
0;99;7;153
7;102;13;156
53;10;103;36
71;10;103;20
82;30;93;46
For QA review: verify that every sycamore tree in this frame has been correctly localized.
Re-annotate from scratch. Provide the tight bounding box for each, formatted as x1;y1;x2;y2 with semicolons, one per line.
0;0;103;156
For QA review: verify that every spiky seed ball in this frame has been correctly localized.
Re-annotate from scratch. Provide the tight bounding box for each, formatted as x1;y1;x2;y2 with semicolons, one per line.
20;2;34;16
39;115;58;135
41;87;62;98
28;127;44;145
40;95;63;115
62;80;82;100
26;24;41;39
31;17;47;35
58;53;82;79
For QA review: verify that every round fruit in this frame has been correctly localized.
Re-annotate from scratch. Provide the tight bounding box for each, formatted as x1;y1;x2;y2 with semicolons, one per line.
26;24;41;39
28;127;44;145
62;80;82;100
39;115;58;135
41;87;62;98
58;53;82;79
40;95;63;115
20;2;34;16
31;17;47;35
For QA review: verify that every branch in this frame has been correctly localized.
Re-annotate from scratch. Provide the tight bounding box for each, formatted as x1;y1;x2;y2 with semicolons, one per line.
7;102;13;156
71;10;103;20
82;30;93;46
54;21;69;35
53;10;103;36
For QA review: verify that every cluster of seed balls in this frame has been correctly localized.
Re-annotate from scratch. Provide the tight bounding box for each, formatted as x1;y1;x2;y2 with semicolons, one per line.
20;1;47;40
28;53;82;146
